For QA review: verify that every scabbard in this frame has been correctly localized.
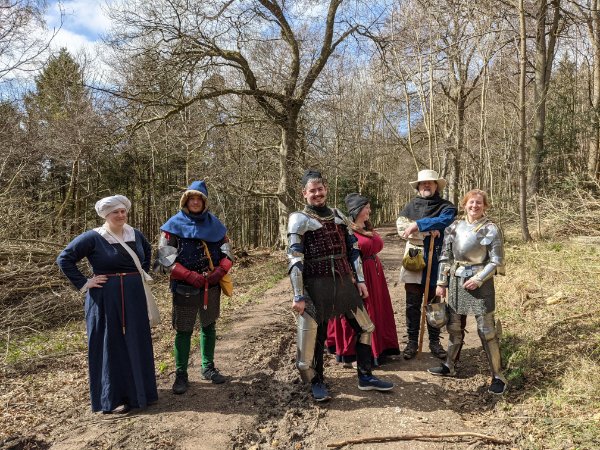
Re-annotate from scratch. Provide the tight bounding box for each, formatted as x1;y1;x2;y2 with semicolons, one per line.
203;282;209;310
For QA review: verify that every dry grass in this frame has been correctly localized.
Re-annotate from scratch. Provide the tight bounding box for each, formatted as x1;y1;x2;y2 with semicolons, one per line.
496;218;600;448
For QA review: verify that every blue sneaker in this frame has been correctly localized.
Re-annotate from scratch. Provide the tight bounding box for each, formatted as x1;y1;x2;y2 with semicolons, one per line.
358;374;394;391
311;381;331;402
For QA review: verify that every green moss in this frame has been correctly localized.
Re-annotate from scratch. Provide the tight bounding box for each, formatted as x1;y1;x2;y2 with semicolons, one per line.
156;360;169;374
1;324;87;366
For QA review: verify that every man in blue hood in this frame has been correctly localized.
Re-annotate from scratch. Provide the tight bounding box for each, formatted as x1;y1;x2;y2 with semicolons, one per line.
157;180;234;395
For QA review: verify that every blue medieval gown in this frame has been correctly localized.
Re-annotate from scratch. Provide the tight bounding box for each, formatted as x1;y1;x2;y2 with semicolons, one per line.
57;227;158;412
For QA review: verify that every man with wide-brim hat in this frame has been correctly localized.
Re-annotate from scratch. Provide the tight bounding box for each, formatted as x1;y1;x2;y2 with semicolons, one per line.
408;169;448;191
396;169;457;360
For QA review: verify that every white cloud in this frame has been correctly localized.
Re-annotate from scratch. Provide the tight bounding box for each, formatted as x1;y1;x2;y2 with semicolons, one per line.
45;0;112;54
47;27;98;55
53;0;113;36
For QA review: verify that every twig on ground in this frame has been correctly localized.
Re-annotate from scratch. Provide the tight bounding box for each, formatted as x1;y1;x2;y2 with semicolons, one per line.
326;432;511;448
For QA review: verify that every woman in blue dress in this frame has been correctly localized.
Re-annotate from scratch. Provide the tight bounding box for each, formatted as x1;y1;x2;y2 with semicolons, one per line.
57;195;158;414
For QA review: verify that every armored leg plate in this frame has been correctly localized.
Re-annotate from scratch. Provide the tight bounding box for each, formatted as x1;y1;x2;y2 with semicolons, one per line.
348;306;374;346
476;312;506;383
445;311;465;372
296;307;318;383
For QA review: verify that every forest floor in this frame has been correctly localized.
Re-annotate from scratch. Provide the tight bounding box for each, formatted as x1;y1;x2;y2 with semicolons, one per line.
1;224;598;449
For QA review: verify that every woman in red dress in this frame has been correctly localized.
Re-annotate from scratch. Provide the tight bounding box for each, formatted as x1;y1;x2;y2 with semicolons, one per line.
327;193;400;366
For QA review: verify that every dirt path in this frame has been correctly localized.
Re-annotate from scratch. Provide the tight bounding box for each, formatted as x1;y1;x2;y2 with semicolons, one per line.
46;225;516;449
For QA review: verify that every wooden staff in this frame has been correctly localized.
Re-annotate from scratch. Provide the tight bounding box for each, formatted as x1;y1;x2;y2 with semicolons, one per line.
417;233;436;355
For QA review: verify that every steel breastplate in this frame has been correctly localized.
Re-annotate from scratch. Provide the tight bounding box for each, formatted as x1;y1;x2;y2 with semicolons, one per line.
451;220;489;264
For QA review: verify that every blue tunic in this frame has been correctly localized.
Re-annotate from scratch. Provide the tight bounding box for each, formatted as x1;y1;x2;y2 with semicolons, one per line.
57;229;158;412
416;207;457;287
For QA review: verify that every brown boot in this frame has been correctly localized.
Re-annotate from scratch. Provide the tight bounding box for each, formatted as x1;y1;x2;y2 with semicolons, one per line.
403;341;418;360
429;341;447;360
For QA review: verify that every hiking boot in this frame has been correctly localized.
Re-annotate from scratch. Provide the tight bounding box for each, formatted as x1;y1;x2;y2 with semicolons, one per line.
201;363;226;384
311;381;331;402
403;341;418;360
358;374;394;391
427;364;455;377
488;377;507;395
429;341;447;360
172;371;189;395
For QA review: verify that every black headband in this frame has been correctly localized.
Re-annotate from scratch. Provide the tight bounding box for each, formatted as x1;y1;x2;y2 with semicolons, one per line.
301;169;323;186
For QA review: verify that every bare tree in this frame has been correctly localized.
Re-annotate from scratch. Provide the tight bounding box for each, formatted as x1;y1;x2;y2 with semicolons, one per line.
0;0;55;83
569;0;600;181
528;0;562;195
518;0;532;241
105;0;385;245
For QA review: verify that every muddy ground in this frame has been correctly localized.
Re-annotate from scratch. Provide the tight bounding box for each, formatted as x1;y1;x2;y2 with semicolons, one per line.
5;225;519;449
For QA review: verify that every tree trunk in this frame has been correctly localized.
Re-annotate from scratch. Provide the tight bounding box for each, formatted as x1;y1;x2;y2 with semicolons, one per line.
528;0;560;195
589;2;600;180
528;0;547;195
277;120;298;248
518;0;532;241
54;154;81;234
450;97;465;205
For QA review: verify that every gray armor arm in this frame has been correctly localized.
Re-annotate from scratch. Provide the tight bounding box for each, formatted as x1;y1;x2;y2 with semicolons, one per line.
351;242;366;283
437;222;457;287
220;240;233;261
334;208;365;283
472;224;504;286
155;232;178;274
287;233;306;300
287;212;321;302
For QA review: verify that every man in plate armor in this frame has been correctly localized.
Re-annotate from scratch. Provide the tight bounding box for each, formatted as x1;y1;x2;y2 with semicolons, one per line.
427;189;507;395
287;170;394;402
156;180;234;395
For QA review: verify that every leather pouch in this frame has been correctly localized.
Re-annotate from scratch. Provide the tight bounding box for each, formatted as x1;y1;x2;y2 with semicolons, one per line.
402;247;426;271
175;284;201;296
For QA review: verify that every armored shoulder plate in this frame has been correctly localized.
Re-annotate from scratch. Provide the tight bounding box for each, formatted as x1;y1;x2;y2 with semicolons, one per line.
332;208;351;227
477;222;501;246
443;220;459;243
288;211;322;235
220;240;233;260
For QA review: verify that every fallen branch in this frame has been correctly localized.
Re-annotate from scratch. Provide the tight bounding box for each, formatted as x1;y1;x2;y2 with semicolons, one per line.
326;432;511;448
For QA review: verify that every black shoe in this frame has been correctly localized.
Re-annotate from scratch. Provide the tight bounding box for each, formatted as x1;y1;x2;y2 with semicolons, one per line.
311;381;331;402
202;363;226;384
403;341;418;360
488;377;507;395
427;364;455;377
172;371;189;395
429;341;447;360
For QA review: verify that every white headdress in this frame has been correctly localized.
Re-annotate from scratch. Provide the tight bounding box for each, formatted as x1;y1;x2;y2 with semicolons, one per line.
94;195;131;219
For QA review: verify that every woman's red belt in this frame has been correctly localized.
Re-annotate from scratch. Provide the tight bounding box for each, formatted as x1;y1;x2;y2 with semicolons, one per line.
105;272;140;335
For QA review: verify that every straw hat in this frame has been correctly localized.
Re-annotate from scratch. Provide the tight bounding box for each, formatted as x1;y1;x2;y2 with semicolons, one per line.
409;169;447;191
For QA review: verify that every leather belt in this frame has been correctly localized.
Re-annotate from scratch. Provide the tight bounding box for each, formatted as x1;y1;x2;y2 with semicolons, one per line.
105;272;140;334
